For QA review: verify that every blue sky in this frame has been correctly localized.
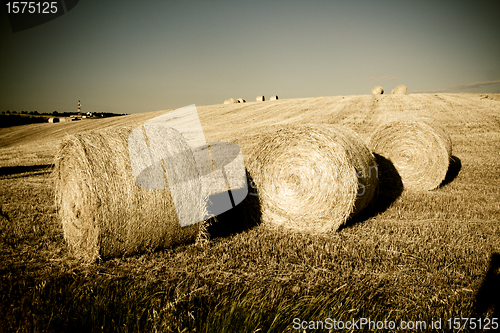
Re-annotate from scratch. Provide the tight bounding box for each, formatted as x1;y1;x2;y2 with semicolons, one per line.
1;0;499;114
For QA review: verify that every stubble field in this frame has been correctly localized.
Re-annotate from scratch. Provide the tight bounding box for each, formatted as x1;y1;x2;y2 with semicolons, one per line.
0;93;499;332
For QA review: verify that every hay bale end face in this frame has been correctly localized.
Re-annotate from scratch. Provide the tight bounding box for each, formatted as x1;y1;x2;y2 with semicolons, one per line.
392;84;407;95
369;119;452;191
256;96;265;102
371;86;384;95
54;126;204;262
248;125;378;233
270;95;279;101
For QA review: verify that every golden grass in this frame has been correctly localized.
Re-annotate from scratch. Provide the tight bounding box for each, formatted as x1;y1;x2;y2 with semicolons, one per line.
1;93;500;331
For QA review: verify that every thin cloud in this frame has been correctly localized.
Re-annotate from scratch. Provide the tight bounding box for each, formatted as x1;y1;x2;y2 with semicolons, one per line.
413;80;500;93
378;75;398;82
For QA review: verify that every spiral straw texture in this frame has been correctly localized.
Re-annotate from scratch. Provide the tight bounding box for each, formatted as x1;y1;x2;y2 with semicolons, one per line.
248;125;378;233
369;120;452;191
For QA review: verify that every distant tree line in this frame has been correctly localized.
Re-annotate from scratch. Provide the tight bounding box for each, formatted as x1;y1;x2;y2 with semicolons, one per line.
0;110;128;128
0;114;48;128
1;110;128;117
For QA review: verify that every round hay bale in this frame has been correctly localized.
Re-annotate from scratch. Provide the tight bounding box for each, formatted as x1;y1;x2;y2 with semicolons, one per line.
369;119;452;191
48;117;59;123
248;125;378;233
256;95;265;102
238;98;246;103
54;126;205;262
392;84;407;95
371;86;384;95
270;95;279;101
223;98;239;104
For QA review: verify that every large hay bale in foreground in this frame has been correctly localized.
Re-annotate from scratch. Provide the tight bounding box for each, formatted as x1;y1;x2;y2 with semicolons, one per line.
371;86;384;95
54;126;204;262
248;125;378;233
392;84;407;95
369;119;452;191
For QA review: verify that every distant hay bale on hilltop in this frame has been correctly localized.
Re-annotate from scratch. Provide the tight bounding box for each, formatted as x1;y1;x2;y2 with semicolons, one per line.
256;96;265;102
54;126;204;262
248;124;378;233
369;119;452;191
392;84;407;95
371;86;384;95
238;98;246;103
224;98;239;104
48;117;59;123
270;95;279;101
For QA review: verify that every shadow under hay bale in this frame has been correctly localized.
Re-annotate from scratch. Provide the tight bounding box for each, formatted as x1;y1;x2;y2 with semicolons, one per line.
474;252;500;319
0;164;53;178
207;170;261;238
340;154;403;229
438;155;461;188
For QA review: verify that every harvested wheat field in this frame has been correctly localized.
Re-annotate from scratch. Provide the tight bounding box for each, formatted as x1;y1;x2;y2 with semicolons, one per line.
1;93;500;332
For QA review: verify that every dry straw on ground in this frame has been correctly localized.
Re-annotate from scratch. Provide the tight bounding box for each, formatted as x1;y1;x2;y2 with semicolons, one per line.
392;84;407;95
247;124;378;233
369;117;452;191
54;126;204;262
371;86;384;95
